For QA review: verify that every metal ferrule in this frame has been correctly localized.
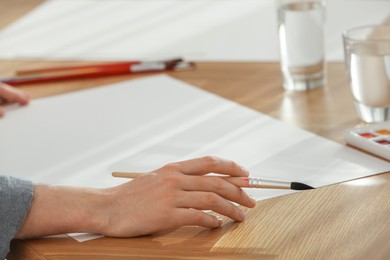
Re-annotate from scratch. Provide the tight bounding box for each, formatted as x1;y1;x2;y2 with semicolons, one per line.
248;178;291;189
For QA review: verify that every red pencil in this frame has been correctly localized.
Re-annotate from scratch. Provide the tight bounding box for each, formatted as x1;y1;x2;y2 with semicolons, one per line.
2;59;195;86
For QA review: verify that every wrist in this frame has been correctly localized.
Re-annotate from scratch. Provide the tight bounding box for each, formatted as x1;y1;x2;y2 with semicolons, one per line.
77;188;111;235
15;185;110;238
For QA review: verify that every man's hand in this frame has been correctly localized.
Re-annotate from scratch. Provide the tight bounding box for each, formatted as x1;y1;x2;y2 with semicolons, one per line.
0;83;30;117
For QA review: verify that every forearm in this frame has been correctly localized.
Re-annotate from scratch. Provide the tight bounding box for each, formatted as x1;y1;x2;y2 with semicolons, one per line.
15;185;108;239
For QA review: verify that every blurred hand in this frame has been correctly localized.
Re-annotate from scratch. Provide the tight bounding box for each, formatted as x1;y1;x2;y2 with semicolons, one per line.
0;82;30;117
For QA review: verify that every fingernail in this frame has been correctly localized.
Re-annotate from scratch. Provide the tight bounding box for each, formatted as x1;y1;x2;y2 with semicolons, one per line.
217;216;223;227
238;209;246;221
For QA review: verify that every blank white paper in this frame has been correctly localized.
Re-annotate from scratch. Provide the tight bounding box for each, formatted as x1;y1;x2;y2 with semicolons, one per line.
0;0;388;61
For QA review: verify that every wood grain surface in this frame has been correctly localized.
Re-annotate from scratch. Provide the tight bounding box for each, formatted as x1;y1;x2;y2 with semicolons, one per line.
2;0;390;259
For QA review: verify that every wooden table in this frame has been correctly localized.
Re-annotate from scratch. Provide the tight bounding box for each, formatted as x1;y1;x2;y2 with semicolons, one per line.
3;1;390;259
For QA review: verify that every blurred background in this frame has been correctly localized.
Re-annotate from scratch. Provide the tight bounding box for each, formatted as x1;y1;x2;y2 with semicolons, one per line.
0;0;388;62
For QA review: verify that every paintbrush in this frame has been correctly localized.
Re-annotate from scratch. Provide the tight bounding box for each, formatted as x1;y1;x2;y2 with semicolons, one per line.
112;172;314;190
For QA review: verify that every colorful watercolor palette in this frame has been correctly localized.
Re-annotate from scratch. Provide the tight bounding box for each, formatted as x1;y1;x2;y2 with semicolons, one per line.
345;123;390;161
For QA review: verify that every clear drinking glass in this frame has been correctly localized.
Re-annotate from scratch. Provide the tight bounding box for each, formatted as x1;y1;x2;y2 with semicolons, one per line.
343;25;390;123
277;0;326;91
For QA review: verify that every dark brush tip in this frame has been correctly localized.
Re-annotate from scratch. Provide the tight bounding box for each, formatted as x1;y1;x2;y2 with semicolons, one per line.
290;182;315;190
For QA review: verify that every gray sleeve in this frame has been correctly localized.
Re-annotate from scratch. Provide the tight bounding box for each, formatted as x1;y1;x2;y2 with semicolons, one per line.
0;175;33;260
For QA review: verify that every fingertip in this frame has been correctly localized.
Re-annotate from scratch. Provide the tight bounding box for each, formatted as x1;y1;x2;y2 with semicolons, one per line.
227;159;250;177
19;93;30;105
232;161;249;177
23;94;30;104
180;209;222;229
213;215;223;228
238;209;246;222
249;196;257;207
240;193;257;208
205;213;223;229
240;165;250;177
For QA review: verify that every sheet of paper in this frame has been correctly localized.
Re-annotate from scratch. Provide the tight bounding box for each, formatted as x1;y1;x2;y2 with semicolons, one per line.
0;0;388;61
1;74;389;190
67;233;103;242
1;75;389;241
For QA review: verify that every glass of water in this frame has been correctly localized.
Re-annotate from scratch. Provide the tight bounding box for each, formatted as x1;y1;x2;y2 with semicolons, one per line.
277;0;326;91
343;25;390;123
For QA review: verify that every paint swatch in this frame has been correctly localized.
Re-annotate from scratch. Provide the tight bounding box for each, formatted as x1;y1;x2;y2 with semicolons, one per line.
345;123;390;161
